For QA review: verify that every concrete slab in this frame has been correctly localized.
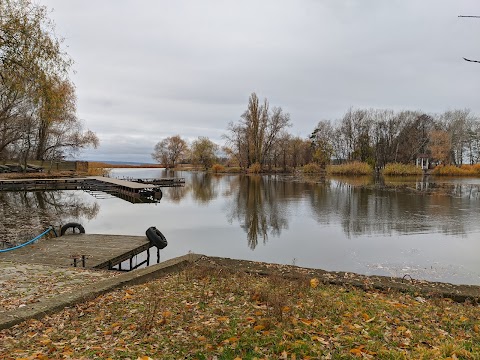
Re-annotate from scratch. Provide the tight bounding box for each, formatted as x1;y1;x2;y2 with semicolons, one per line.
0;254;202;330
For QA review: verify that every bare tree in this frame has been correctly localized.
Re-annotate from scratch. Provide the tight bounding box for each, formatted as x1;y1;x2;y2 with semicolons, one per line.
224;92;290;170
310;120;335;166
190;136;218;170
151;135;188;168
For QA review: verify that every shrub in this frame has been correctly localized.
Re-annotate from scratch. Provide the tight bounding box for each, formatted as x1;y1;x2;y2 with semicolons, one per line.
302;163;322;174
382;163;423;176
327;161;373;176
432;164;479;176
211;163;225;173
87;166;111;177
247;162;262;174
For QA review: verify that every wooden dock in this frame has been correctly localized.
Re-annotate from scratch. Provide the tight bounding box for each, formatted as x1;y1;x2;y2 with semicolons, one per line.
128;177;186;187
0;176;163;203
0;234;153;270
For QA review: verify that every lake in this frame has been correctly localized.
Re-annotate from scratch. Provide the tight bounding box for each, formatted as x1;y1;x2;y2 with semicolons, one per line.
1;168;480;285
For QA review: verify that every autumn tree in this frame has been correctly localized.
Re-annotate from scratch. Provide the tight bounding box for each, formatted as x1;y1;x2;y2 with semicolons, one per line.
428;129;451;164
224;92;290;169
152;135;188;168
310;120;335;166
190;136;218;170
0;0;98;162
439;109;477;165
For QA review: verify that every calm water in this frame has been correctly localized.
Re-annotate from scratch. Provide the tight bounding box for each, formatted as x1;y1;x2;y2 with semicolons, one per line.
1;169;480;285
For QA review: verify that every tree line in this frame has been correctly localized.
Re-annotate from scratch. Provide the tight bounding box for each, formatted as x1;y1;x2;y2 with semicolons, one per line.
153;92;480;170
0;0;98;166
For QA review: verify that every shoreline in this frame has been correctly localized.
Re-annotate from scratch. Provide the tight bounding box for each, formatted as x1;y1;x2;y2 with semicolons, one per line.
1;254;479;330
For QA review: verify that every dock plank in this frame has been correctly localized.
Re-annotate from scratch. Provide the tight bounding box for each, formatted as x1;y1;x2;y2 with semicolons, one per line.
0;234;152;269
88;176;156;189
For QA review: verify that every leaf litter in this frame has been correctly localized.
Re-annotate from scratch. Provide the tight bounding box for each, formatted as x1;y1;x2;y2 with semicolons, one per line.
0;262;479;359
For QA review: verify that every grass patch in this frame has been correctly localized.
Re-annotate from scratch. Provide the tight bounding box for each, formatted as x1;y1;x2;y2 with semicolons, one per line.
432;164;480;176
1;265;479;359
302;163;323;174
327;161;373;176
382;162;423;176
247;162;262;174
211;163;226;173
87;163;111;177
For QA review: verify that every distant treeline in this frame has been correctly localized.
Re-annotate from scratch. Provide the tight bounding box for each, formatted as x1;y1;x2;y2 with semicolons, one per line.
152;93;480;172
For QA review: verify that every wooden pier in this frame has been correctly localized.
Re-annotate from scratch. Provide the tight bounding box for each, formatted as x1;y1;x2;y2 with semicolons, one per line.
0;234;154;270
0;176;163;203
128;177;185;187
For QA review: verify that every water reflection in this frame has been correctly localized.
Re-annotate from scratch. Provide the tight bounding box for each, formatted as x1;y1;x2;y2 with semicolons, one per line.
308;180;480;237
225;176;289;249
159;172;480;245
3;169;480;284
0;191;99;247
191;173;219;204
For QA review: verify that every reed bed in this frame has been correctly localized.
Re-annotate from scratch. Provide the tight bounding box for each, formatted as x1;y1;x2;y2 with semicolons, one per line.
382;163;423;176
432;164;480;176
327;161;373;176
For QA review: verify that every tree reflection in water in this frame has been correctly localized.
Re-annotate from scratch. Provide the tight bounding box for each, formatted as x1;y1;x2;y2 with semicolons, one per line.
190;173;219;203
226;176;289;249
0;191;99;247
308;179;480;238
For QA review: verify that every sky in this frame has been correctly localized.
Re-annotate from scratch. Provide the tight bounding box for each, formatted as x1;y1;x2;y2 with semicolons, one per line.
41;0;480;163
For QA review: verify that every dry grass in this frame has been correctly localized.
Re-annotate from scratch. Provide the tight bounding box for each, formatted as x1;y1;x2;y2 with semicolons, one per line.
88;162;164;169
1;265;479;359
302;163;323;174
247;162;262;174
327;161;373;176
211;163;226;173
432;164;480;176
382;163;423;176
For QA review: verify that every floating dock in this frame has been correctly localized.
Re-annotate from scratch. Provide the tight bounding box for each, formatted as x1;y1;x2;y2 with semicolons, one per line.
0;176;165;203
0;234;155;270
126;177;185;187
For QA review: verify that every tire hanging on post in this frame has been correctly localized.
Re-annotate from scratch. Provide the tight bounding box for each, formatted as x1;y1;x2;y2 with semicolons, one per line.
146;226;168;249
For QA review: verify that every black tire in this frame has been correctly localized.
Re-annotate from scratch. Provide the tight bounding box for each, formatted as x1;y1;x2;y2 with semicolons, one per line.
146;226;168;249
60;222;86;236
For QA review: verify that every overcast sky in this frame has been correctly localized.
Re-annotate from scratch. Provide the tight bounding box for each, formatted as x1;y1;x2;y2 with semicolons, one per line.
41;0;480;163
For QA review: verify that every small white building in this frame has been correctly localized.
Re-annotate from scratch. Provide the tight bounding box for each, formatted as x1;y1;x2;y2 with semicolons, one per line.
415;153;430;170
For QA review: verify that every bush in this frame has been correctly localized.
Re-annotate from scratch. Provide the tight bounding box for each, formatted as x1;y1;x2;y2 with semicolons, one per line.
211;163;225;173
302;163;322;174
247;162;262;174
432;164;480;176
87;166;111;177
327;161;373;176
382;163;423;176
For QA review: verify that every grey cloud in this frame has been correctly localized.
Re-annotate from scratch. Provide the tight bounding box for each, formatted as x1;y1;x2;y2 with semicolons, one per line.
42;0;480;163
